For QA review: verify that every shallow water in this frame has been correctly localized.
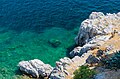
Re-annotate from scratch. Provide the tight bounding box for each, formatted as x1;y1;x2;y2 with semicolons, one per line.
0;0;120;78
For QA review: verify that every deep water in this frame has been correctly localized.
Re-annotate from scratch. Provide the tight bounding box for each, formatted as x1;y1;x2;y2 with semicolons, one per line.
0;0;120;78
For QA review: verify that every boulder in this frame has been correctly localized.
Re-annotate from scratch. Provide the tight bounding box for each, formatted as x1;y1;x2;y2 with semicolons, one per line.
18;61;39;78
18;59;53;78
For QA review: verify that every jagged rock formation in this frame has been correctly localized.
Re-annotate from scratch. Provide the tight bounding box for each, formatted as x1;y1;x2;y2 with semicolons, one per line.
18;12;120;79
75;12;120;46
50;53;91;79
71;12;120;57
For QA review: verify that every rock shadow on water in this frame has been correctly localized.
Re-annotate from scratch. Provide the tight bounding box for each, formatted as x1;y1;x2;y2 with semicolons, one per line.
66;43;78;58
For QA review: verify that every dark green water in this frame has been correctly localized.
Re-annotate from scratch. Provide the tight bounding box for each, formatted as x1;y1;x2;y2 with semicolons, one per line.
0;0;120;78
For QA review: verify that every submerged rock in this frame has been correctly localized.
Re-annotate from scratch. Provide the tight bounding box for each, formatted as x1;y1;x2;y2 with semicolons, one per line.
18;59;53;78
48;39;61;48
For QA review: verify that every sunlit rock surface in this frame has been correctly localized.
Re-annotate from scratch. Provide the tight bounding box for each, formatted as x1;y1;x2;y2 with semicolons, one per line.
18;59;53;78
75;12;120;46
50;53;91;79
72;12;120;57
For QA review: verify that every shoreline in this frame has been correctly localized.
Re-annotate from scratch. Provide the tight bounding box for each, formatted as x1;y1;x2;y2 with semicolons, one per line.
18;12;120;79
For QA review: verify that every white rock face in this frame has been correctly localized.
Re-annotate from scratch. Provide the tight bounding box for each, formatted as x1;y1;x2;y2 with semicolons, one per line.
18;61;39;78
70;34;111;57
89;12;105;19
75;12;120;46
50;53;91;79
72;12;120;58
50;57;72;79
18;59;53;78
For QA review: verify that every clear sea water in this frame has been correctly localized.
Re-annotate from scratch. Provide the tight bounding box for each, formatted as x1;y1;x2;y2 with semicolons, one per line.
0;0;120;78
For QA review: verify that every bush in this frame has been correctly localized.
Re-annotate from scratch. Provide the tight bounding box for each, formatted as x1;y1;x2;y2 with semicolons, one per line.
103;51;120;69
73;65;96;79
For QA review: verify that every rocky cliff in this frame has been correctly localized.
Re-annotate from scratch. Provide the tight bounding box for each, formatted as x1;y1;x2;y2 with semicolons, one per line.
18;12;120;79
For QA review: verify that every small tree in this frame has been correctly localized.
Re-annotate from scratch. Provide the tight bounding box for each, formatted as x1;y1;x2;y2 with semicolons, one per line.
73;65;96;79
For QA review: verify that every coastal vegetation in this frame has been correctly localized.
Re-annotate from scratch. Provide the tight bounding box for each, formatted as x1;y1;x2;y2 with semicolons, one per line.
73;65;96;79
102;51;120;69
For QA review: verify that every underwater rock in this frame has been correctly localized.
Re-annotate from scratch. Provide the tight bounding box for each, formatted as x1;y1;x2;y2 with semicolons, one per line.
18;59;53;78
48;39;61;48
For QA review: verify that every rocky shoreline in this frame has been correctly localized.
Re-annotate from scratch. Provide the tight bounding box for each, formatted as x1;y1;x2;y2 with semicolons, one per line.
18;12;120;79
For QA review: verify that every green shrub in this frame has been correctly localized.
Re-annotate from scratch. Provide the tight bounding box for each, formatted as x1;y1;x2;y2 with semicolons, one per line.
103;51;120;69
73;65;96;79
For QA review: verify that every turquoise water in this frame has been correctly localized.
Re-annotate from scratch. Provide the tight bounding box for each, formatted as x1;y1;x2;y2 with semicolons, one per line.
0;0;120;78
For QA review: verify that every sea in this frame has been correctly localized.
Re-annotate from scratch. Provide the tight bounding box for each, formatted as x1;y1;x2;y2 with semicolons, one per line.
0;0;120;78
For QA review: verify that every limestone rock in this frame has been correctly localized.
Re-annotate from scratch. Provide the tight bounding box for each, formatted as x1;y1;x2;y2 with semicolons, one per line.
18;61;39;78
69;44;97;57
89;12;105;19
75;12;120;46
50;68;65;79
50;57;72;79
50;54;91;79
18;59;53;78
